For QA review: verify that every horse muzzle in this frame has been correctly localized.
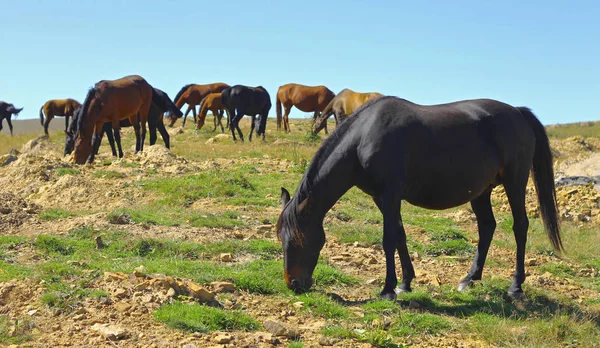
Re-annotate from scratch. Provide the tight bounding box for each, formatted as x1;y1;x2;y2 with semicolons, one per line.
289;277;313;294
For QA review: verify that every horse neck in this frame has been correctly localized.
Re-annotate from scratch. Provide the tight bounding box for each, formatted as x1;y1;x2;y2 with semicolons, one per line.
301;146;358;222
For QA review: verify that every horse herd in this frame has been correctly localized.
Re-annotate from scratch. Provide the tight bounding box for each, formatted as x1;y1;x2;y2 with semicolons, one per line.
2;74;565;302
0;77;385;164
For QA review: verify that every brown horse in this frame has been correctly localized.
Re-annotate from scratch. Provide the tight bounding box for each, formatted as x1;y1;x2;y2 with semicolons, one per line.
0;102;23;135
39;98;81;135
276;83;335;133
196;93;227;132
313;88;383;134
169;82;230;127
73;75;152;164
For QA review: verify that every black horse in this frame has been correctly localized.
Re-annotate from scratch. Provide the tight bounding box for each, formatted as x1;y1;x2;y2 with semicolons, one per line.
65;87;181;156
0;101;23;135
220;85;271;141
277;96;562;300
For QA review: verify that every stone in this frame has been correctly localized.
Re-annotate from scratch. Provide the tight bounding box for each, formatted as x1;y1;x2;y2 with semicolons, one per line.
166;287;177;298
263;319;299;338
408;300;421;309
213;333;233;344
292;301;304;309
214;134;232;141
220;253;233;262
366;256;378;265
114;302;132;313
91;323;128;340
114;289;128;299
211;281;235;293
186;282;215;302
233;231;245;239
256;224;273;231
0;154;17;166
205;138;216;144
104;272;128;282
27;309;38;316
525;258;537;266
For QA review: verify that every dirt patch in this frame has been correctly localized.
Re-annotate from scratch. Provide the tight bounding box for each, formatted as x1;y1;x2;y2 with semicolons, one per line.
0;192;39;230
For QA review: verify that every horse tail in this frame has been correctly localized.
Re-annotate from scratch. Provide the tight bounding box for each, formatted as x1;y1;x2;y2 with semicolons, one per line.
518;106;563;252
173;84;192;107
77;87;97;135
276;92;282;130
39;105;45;126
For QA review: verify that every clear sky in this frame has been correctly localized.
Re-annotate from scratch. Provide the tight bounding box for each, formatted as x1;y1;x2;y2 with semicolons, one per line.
1;0;598;125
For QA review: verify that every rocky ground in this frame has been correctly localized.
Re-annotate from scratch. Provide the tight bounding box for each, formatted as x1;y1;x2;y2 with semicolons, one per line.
0;120;599;347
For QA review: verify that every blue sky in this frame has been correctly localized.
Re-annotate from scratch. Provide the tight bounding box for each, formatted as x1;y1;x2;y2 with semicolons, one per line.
1;0;598;124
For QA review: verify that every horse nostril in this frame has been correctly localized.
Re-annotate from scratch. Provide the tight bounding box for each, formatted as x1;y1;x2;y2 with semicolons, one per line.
290;279;304;293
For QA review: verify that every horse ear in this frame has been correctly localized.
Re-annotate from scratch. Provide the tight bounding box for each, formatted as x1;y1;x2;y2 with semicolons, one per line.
280;187;291;208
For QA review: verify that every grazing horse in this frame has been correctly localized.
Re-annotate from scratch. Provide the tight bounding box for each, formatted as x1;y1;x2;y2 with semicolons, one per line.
196;93;227;132
169;82;230;127
39;98;81;135
277;96;562;301
65;87;180;156
276;83;335;133
221;85;271;142
72;75;152;164
0;102;23;135
313;88;383;134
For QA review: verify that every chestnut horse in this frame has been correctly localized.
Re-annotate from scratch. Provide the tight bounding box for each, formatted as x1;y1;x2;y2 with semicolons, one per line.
72;75;152;164
196;93;227;132
39;98;81;135
313;88;383;134
0;102;23;135
169;82;229;127
276;83;335;133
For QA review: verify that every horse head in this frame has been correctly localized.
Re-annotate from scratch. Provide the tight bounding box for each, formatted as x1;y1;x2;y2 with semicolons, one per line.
277;187;324;293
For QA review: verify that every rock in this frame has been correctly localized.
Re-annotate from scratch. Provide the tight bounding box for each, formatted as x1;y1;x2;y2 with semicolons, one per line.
220;253;233;262
166;287;177;298
256;224;273;232
233;231;244;239
0;207;11;214
319;336;339;346
134;265;146;273
114;289;128;299
114;302;132;313
186;282;215;302
366;278;380;285
0;154;17;166
292;301;304;309
108;212;131;225
91;323;128;340
525;258;537;266
331;255;345;261
205;138;216;144
104;272;128;282
211;281;235;293
27;309;38;316
263;319;299;338
366;256;378;265
214;134;232;141
73;314;86;321
214;333;233;344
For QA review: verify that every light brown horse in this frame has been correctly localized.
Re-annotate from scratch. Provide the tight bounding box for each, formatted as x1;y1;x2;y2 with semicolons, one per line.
196;93;227;132
276;83;335;133
39;98;81;135
169;82;230;127
73;75;152;164
313;88;383;134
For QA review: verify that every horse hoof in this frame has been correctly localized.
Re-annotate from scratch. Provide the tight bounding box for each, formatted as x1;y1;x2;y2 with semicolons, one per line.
379;292;397;301
507;290;525;301
395;287;412;295
457;280;472;292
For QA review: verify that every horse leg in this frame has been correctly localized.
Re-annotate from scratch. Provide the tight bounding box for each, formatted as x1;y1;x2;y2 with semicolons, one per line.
139;112;147;152
6;117;14;136
191;107;197;126
65;115;70;134
503;165;531;299
87;125;104;164
458;189;496;291
219;110;225;133
248;116;256;142
283;106;292;133
112;121;124;158
156;120;170;149
375;194;413;299
182;105;192;127
44;113;53;136
149;119;157;146
103;123;117;157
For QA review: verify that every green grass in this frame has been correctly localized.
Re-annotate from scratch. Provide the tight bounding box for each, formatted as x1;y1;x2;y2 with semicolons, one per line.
39;208;78;221
546;121;600;139
92;170;126;179
0;261;32;281
108;206;247;229
295;293;349;319
0;315;33;344
154;302;258;333
55;167;81;176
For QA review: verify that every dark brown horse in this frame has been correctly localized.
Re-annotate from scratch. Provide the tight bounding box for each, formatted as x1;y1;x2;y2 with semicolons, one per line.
278;97;562;301
39;98;81;135
276;83;335;133
313;88;383;134
221;85;271;142
0;102;23;135
196;92;227;132
169;82;230;127
72;75;152;164
0;101;23;136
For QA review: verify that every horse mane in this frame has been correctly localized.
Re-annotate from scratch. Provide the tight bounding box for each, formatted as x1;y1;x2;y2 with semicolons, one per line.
277;96;393;245
77;87;98;136
173;84;193;105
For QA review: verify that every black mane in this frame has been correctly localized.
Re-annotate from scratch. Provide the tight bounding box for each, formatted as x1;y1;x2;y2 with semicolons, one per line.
172;84;193;105
77;87;98;135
